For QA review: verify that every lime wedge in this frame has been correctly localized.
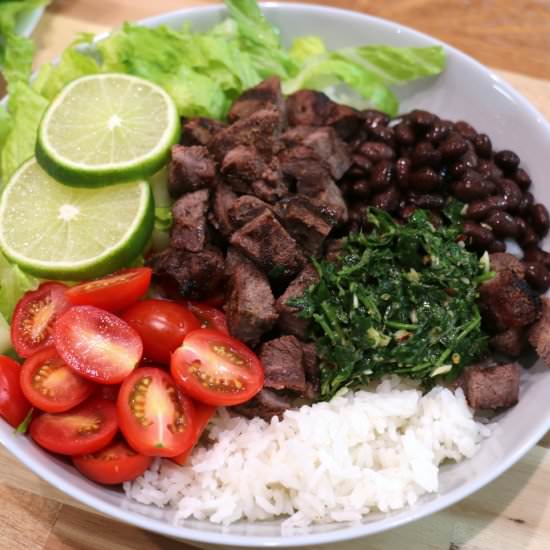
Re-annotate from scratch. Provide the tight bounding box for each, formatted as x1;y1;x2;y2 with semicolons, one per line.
0;158;154;279
36;73;179;186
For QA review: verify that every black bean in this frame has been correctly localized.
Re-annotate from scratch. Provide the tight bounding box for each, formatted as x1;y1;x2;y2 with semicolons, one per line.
477;159;503;181
451;175;493;202
408;192;445;209
517;191;534;215
518;225;539;248
411;141;442;168
349;179;371;199
439;136;468;160
523;247;550;270
358;142;395;163
370;187;400;212
369;125;395;146
530;203;550;236
408;167;441;192
394;122;416;146
495;178;522;211
487;240;506;253
461;149;479;170
463;221;494;249
370;160;394;191
454;121;478;141
513;168;532;191
399;204;417;220
524;262;550;293
363;109;390;129
425;120;453;142
348;202;369;224
485;210;519;238
515;216;528;239
473;134;492;158
494;150;520;171
395;158;411;190
449;159;469;178
465;196;508;220
408;109;438;129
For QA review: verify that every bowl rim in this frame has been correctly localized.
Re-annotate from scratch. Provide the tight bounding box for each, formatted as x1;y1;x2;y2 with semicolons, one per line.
3;2;550;547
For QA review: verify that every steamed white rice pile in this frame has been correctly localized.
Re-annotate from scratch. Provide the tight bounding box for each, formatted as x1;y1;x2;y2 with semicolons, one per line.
124;377;490;527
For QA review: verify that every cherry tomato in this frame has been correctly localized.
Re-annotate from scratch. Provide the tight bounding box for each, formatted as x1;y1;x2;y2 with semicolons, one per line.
171;329;263;406
65;268;152;312
186;302;228;334
54;306;142;384
121;300;200;364
0;356;31;428
117;367;197;457
171;401;215;466
20;347;95;413
11;283;71;358
29;398;117;455
72;440;152;485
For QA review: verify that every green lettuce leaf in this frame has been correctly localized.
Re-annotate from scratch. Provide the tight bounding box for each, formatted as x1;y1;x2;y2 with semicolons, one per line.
289;36;327;62
0;251;39;321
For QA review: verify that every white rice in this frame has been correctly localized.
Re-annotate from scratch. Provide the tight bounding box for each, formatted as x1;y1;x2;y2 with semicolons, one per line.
124;377;490;527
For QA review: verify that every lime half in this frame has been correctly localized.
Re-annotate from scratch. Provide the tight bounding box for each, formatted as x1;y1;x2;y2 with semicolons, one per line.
0;158;154;279
36;73;179;186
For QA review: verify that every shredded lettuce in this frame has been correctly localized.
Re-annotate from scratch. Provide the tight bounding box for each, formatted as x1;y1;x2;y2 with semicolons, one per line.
0;251;39;321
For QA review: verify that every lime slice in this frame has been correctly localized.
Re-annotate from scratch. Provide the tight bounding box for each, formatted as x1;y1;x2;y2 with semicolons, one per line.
36;73;179;186
0;158;154;279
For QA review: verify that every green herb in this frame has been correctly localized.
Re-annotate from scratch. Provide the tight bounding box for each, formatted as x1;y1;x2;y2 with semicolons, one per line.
291;206;489;400
15;407;34;434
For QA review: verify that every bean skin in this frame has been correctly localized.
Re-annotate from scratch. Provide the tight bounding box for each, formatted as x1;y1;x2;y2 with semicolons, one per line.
495;178;522;211
358;142;395;163
369;125;395;146
465;196;509;220
407;192;445;209
473;134;492;158
494;150;520;172
425;120;453;142
363;109;390;129
485;210;519;238
517;191;534;215
370;160;394;191
530;203;550;236
394;122;416;146
395;158;411;190
408;167;441;192
513;168;532;191
477;159;503;181
463;221;494;249
487;240;506;253
439;137;468;160
349;179;371;199
518;225;539;248
524;262;550;293
370;187;400;212
450;171;492;202
411;141;442;168
523;247;550;270
408;109;438;129
454;121;478;141
515;217;528;239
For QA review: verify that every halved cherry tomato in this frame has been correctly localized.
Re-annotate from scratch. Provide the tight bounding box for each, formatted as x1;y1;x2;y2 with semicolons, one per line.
73;440;152;485
65;268;152;312
54;306;142;384
171;329;263;406
171;401;215;466
11;283;71;358
0;356;31;428
117;367;196;457
186;302;228;334
121;300;200;364
20;348;95;413
29;398;117;455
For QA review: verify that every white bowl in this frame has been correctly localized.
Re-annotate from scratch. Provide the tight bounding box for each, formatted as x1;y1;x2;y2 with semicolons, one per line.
2;3;550;548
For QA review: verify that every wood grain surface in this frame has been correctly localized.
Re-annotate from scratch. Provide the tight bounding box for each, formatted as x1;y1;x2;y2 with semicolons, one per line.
2;1;550;549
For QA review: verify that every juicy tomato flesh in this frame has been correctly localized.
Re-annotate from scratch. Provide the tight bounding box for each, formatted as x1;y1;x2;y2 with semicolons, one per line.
171;329;263;407
65;268;152;312
171;401;215;466
29;397;118;455
121;299;201;364
0;356;31;428
20;347;95;413
117;367;196;457
54;305;143;384
185;302;228;334
72;440;152;485
11;283;71;358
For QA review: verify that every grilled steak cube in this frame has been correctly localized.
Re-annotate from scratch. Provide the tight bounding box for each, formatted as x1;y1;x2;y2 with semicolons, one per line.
228;195;272;228
233;388;292;420
168;145;216;198
225;255;278;347
230;210;305;279
490;252;525;279
528;297;550;367
279;145;333;196
250;162;288;204
148;245;225;300
228;76;286;128
282;126;352;179
260;335;307;394
221;145;267;193
275;263;319;339
463;362;520;409
309;181;349;226
180;117;226;146
490;328;527;358
170;189;210;252
209;184;237;238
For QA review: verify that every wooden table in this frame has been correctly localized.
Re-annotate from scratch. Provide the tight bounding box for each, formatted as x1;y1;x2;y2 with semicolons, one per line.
2;1;550;548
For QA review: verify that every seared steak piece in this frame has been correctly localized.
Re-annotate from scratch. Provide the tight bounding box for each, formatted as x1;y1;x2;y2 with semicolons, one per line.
480;269;541;329
209;184;237;238
277;195;332;256
233;388;292;420
228;195;272;228
462;362;520;409
210;109;282;161
279;145;333;196
528;297;550;367
225;254;278;347
230;210;305;279
282;126;352;179
275;263;319;339
168;145;216;198
302;341;320;399
286;90;362;140
490;328;527;358
250;166;288;204
260;335;307;394
147;245;225;300
489;252;525;279
228;76;286;128
308;181;349;226
221;145;267;193
180;117;226;147
170;189;210;252
225;246;246;277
